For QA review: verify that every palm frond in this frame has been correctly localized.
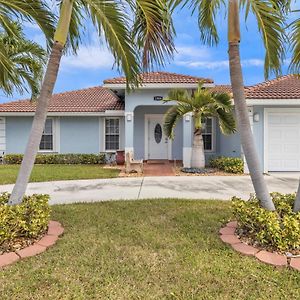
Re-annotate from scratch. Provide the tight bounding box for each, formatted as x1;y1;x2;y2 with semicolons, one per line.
211;92;233;111
163;106;181;138
164;88;193;105
188;0;225;46
217;109;236;135
129;0;176;69
242;0;286;78
0;23;46;97
0;0;56;48
289;16;300;73
81;0;140;88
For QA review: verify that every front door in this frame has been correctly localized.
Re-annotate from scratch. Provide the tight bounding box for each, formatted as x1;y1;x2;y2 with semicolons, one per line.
147;115;169;160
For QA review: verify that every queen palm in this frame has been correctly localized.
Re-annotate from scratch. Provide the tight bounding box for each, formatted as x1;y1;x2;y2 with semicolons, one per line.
0;23;46;98
163;86;236;169
176;0;287;211
8;0;176;205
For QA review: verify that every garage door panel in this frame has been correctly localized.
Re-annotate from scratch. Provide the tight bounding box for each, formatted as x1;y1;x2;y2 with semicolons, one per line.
267;111;300;172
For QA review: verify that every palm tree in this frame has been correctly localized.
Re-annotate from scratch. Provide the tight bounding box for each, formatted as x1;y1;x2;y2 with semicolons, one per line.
0;23;46;98
163;86;236;169
8;0;176;205
289;9;300;212
177;0;287;211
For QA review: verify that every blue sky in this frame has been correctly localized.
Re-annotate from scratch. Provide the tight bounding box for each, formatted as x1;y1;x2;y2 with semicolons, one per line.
0;2;298;104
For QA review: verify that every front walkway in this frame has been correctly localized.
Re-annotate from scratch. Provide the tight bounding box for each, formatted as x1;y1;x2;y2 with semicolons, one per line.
0;174;299;205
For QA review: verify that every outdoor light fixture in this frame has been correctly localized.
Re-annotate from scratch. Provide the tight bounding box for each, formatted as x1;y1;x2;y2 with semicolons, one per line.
253;113;260;122
126;114;132;121
185;115;191;122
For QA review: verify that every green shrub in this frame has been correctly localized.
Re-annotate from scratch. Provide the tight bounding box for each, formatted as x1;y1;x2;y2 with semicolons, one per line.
210;156;244;174
0;193;51;252
4;153;106;165
232;193;300;252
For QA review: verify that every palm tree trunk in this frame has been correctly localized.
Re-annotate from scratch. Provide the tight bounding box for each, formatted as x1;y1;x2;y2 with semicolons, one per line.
8;42;64;205
228;0;275;211
191;128;205;169
293;180;300;212
8;0;73;205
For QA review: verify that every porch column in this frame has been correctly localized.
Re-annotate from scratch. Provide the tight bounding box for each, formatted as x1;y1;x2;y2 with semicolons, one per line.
183;112;193;168
125;111;134;157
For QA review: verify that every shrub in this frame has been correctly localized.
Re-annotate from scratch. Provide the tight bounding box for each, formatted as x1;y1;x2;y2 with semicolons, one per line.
232;193;300;252
210;156;244;174
0;193;51;253
4;153;106;165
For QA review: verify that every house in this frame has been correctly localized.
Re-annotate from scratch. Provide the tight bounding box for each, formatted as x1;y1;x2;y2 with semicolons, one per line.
0;72;299;173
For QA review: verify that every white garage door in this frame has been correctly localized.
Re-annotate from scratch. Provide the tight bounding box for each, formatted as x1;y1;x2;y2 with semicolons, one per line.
267;111;300;171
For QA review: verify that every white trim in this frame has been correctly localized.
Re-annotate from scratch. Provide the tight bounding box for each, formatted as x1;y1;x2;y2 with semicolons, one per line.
144;114;172;160
202;117;216;153
183;147;192;168
242;107;253;174
38;118;60;153
263;107;300;173
0;110;125;117
103;83;214;90
103;117;121;152
246;99;300;105
0;117;6;154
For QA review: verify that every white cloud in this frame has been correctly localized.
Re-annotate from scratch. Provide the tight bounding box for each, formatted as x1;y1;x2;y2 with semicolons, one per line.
175;45;212;60
174;58;266;70
61;45;114;70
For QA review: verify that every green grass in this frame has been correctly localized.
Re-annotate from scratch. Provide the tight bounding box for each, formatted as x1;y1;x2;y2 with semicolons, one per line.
0;164;120;185
1;199;300;299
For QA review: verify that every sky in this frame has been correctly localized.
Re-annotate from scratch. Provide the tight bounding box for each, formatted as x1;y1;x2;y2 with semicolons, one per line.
0;1;299;104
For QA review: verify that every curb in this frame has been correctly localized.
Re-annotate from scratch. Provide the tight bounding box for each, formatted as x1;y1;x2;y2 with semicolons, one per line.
0;221;64;268
220;221;300;271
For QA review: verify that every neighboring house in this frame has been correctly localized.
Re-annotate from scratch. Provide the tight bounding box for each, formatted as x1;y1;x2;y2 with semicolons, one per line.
0;72;299;172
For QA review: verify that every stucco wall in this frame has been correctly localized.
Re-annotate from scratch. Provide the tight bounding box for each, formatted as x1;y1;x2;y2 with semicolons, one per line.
5;116;125;155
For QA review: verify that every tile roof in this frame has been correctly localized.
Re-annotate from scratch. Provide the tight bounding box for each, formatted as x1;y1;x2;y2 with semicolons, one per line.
245;75;300;99
209;85;233;94
104;71;214;84
0;86;124;113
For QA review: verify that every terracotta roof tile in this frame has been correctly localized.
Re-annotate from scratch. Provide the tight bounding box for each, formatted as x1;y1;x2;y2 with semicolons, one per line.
245;75;300;99
209;85;233;94
0;86;124;113
104;71;213;84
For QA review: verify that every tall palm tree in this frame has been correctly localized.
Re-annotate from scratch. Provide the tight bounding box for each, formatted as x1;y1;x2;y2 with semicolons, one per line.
176;0;287;211
163;86;236;169
8;0;176;205
288;9;300;212
0;23;46;98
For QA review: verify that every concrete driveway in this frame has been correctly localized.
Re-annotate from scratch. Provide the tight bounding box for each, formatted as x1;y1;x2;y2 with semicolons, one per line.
0;173;299;205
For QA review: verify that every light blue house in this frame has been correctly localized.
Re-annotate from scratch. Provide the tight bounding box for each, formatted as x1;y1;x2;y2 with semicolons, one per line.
0;72;299;172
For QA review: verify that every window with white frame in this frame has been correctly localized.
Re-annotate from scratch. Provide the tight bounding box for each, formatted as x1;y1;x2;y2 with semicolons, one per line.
105;118;120;151
202;118;213;151
39;119;54;151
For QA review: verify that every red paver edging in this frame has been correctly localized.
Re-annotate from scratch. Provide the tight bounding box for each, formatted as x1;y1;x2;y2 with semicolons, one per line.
219;221;297;270
0;220;63;269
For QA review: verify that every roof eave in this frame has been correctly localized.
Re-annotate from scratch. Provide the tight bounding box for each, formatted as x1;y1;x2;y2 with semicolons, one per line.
245;98;300;105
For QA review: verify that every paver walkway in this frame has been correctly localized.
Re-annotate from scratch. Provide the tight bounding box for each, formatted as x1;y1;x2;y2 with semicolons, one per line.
143;160;175;176
0;173;299;205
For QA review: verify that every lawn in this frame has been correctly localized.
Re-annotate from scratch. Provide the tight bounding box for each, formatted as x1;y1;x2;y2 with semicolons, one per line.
1;199;300;299
0;164;120;185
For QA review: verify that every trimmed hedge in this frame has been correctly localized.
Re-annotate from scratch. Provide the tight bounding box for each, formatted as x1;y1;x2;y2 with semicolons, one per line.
209;156;244;174
232;193;300;253
4;153;106;165
0;193;51;253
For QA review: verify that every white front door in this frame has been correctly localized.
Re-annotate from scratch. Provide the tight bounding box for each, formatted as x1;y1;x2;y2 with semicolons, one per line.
146;115;169;160
266;110;300;171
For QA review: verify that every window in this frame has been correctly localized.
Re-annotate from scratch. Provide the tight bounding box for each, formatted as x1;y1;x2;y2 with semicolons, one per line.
105;118;120;151
202;118;213;151
39;119;53;151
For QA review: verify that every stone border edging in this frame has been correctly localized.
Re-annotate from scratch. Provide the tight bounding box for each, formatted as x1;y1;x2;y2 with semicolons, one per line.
0;221;64;269
220;221;300;271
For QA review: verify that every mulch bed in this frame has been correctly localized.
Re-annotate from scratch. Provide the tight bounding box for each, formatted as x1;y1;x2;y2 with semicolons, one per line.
0;221;64;268
220;221;300;271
